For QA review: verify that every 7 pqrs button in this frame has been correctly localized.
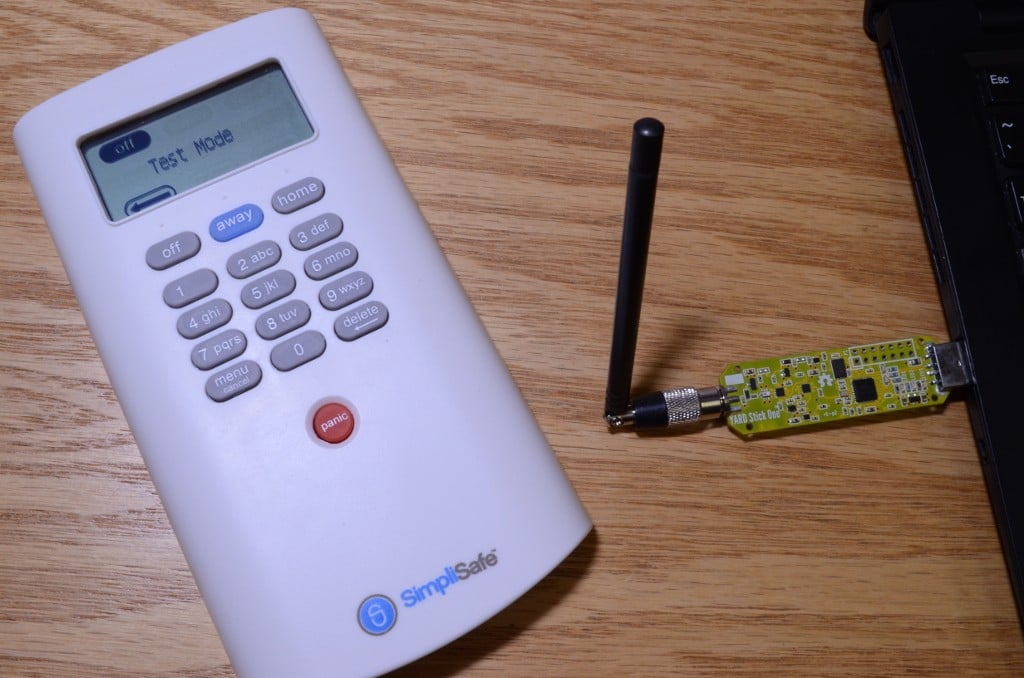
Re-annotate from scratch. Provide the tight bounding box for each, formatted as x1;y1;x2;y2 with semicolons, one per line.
191;329;247;370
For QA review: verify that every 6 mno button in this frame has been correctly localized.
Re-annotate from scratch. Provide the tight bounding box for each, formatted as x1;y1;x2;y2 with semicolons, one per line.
313;402;355;444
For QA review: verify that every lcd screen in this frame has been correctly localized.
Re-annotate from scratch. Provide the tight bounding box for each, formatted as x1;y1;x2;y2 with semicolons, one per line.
81;62;314;221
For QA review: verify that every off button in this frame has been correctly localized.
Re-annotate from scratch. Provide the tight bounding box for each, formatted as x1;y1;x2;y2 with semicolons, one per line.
313;402;355;444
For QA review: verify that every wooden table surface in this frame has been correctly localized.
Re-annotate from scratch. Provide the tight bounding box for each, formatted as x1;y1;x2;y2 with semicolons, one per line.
2;1;1023;675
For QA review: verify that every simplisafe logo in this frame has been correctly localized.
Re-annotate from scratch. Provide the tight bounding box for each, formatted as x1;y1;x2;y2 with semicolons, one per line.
401;549;499;608
356;548;500;635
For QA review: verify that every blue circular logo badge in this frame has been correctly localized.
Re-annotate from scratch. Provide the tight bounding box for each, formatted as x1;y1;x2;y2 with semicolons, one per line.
357;594;397;635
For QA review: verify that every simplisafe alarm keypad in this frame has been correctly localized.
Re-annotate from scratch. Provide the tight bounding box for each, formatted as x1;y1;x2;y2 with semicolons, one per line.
15;11;593;672
149;177;389;400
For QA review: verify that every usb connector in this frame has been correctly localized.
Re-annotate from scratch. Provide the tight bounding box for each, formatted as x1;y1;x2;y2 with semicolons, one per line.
929;340;972;391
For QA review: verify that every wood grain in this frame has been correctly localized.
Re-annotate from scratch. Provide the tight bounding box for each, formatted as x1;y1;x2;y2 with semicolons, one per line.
1;0;1022;675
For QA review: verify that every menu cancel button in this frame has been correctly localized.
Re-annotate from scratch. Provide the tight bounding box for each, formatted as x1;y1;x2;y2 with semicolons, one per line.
273;177;325;214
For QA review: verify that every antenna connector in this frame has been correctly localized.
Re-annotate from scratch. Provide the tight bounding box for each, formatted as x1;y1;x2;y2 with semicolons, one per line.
606;386;734;431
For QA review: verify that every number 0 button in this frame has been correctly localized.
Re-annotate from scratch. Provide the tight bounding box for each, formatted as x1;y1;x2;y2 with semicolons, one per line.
271;330;326;371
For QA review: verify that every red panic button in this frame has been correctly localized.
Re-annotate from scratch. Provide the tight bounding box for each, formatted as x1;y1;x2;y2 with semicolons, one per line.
313;402;355;444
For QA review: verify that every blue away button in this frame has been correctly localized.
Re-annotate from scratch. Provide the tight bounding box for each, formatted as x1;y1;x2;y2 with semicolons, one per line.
358;594;397;635
209;204;264;242
99;130;151;163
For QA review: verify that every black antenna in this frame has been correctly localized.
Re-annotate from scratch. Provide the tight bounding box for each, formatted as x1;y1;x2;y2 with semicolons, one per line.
604;118;664;419
604;119;732;431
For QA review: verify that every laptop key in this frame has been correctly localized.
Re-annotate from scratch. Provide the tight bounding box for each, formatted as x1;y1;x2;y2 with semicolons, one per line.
992;111;1024;165
1009;178;1024;224
982;67;1024;102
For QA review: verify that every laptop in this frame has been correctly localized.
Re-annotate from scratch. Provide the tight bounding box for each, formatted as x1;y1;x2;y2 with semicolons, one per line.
864;0;1024;623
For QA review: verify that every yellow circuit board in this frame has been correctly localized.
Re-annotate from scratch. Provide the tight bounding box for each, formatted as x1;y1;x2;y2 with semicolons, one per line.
720;336;950;435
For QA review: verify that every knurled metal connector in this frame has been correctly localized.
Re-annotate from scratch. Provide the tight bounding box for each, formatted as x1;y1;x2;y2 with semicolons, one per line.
662;386;730;425
606;385;733;431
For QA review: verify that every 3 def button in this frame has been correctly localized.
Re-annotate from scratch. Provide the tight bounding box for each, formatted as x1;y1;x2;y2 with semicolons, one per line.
313;402;355;444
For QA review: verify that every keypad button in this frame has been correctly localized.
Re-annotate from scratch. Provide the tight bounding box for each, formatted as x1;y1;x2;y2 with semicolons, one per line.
313;402;355;444
177;298;233;339
146;231;201;270
272;177;325;214
227;240;282;279
209;204;264;243
319;270;373;310
241;270;296;309
191;329;247;371
255;299;311;340
305;242;357;280
335;301;389;341
163;268;218;308
271;330;326;371
290;213;343;251
205;360;262;402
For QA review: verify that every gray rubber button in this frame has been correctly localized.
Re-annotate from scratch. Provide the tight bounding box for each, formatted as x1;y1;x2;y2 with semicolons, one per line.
241;270;296;309
270;330;326;372
191;329;247;371
290;213;342;251
163;268;218;308
146;232;201;270
304;242;357;280
319;271;373;310
272;177;325;214
177;298;233;339
255;299;311;340
335;301;389;341
226;240;282;279
205;360;262;402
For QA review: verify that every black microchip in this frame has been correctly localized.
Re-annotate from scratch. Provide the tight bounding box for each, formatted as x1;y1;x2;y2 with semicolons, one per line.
852;377;878;403
801;383;811;394
749;377;757;390
831;357;848;379
775;387;785;397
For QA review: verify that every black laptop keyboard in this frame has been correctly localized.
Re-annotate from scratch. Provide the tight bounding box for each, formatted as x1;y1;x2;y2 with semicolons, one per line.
979;63;1024;269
